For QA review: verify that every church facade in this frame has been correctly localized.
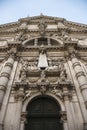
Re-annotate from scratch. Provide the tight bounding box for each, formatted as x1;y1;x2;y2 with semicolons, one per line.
0;15;87;130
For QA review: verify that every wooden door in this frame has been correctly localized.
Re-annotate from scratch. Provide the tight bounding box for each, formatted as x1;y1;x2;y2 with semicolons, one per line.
25;97;63;130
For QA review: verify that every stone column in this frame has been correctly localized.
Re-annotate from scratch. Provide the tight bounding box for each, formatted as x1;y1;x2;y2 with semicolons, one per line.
0;53;15;108
0;60;18;130
67;59;87;129
63;86;75;130
71;54;87;107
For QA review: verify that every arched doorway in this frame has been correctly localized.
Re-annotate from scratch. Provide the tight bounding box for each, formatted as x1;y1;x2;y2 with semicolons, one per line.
24;96;63;130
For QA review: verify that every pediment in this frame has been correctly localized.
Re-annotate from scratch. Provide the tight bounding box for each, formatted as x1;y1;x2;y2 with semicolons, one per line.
0;15;87;33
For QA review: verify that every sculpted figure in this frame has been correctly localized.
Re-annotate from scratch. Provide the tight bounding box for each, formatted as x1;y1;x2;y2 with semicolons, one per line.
38;19;47;36
40;85;46;94
20;70;26;82
59;63;67;81
60;69;67;81
20;59;28;81
15;32;27;42
30;63;37;71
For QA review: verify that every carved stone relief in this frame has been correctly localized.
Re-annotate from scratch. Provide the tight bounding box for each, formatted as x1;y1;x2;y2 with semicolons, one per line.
19;57;68;84
15;32;28;42
51;86;62;99
13;55;73;100
38;19;47;36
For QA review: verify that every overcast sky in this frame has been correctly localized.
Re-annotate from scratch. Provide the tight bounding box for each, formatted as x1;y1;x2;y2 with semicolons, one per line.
0;0;87;25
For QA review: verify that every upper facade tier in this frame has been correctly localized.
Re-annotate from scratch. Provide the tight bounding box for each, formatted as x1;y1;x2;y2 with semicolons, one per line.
0;14;87;33
0;15;87;60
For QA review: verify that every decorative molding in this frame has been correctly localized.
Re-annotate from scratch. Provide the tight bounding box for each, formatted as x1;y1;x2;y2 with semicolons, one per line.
38;19;47;36
21;112;28;123
1;72;10;79
0;85;6;91
59;111;67;122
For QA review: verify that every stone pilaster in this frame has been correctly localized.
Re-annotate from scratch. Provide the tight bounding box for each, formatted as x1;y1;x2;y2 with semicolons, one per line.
0;53;15;108
63;86;75;130
12;86;24;130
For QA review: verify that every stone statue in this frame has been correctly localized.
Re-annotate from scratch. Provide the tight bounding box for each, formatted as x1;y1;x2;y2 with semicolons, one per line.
40;85;47;94
59;63;67;81
20;70;26;82
20;59;28;81
38;19;47;36
60;69;67;81
30;63;38;71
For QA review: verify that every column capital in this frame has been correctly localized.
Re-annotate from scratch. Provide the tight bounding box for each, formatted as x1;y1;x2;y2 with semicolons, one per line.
14;88;25;101
13;82;28;101
62;87;72;101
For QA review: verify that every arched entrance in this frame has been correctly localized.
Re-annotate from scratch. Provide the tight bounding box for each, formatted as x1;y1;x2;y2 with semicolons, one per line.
24;96;63;130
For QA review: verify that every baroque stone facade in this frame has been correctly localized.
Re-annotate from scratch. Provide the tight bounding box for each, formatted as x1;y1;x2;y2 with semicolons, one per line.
0;15;87;130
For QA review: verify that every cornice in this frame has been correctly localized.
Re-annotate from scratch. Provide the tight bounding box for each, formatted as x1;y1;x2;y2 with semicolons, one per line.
0;40;87;52
0;47;8;52
19;15;65;23
64;20;87;28
0;15;87;34
69;21;87;28
0;21;20;29
0;28;87;35
64;40;87;50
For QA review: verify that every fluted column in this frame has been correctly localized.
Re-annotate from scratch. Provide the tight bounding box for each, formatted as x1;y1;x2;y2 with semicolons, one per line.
0;53;15;108
67;59;87;129
71;54;87;107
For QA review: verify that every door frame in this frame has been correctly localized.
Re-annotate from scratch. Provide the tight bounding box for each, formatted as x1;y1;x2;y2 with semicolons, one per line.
20;92;68;130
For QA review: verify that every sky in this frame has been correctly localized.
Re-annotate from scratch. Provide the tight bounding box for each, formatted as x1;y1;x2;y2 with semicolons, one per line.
0;0;87;25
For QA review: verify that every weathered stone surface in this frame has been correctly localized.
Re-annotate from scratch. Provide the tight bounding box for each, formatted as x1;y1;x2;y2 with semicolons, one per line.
0;15;87;130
